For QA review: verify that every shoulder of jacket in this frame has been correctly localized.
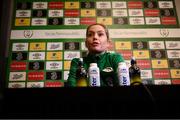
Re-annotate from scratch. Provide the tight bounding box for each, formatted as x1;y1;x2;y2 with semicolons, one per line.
71;58;81;62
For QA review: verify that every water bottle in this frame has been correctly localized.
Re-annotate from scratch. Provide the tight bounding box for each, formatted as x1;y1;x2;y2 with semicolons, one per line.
129;57;141;85
76;58;88;87
117;62;130;86
88;63;100;87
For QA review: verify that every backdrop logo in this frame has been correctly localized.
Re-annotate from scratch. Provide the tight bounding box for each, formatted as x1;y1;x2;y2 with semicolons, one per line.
160;29;169;37
24;30;33;38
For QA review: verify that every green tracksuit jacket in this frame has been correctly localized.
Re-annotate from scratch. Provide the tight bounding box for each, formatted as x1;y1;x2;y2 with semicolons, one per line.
67;52;124;87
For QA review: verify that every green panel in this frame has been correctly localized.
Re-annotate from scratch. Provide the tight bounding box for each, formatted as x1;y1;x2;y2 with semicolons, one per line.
6;0;180;88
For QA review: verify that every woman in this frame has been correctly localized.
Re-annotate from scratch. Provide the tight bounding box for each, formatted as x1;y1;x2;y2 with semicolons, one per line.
67;23;124;87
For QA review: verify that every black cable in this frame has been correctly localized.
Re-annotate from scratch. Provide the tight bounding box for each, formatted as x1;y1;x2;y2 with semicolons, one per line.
131;81;156;105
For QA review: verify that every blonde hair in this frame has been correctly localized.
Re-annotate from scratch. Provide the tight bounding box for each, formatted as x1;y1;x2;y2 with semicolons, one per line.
86;23;110;41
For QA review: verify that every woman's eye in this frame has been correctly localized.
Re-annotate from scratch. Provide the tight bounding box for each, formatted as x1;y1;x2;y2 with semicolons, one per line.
87;33;92;37
98;33;104;36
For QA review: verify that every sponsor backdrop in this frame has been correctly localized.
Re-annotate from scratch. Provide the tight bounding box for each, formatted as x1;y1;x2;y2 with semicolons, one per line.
7;0;180;88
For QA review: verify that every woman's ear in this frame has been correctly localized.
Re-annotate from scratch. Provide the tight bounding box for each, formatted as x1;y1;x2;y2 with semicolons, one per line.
107;40;113;51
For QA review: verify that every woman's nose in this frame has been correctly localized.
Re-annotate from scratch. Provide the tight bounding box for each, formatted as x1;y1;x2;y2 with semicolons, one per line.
93;33;98;40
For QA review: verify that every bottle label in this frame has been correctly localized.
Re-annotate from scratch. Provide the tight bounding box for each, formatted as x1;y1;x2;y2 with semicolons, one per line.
120;68;128;73
118;64;130;86
89;67;100;87
92;77;97;86
90;69;98;74
121;75;129;85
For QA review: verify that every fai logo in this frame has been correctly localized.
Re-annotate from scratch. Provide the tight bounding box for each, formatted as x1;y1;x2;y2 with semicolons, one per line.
24;30;33;38
160;29;169;37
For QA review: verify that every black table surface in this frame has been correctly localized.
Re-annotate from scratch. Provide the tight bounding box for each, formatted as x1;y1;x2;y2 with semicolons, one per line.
0;85;180;118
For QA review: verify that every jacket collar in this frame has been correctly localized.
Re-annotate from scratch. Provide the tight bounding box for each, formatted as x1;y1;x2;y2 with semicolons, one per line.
85;51;107;63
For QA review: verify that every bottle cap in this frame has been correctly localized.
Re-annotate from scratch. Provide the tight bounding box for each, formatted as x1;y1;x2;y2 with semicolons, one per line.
78;58;83;66
118;62;126;66
79;58;83;62
131;57;136;65
90;63;97;67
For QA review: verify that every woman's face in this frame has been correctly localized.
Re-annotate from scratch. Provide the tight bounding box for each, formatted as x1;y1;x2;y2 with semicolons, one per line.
85;25;110;54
